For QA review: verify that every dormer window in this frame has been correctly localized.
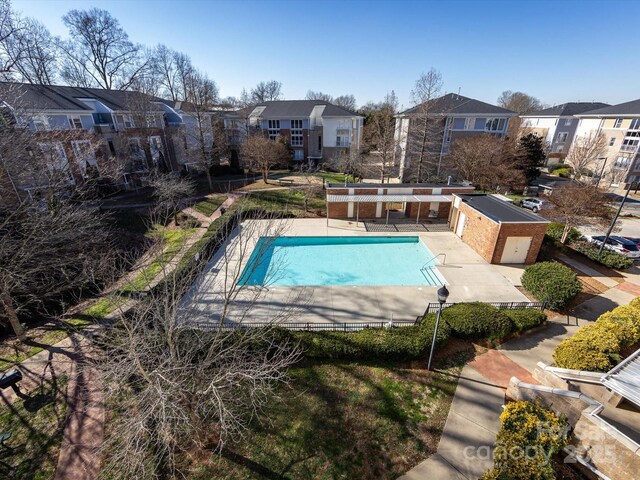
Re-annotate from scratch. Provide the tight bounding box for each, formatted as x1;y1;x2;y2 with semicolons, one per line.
116;114;135;129
68;116;83;129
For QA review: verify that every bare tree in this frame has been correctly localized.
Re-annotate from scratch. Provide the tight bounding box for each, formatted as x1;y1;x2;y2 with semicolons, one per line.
98;211;302;478
305;90;333;102
407;68;444;181
566;131;607;180
334;94;357;111
151;44;195;102
0;0;19;79
250;80;283;103
326;148;367;183
1;17;58;84
449;134;526;192
59;8;149;90
497;90;544;115
546;183;611;243
182;70;220;190
0;201;114;339
362;92;399;182
241;133;289;183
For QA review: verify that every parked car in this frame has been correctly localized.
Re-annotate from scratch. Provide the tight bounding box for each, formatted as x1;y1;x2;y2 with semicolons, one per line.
519;198;545;213
586;235;640;259
622;237;640;245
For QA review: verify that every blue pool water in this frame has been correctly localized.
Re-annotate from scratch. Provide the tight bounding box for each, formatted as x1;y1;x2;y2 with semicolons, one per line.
238;236;444;286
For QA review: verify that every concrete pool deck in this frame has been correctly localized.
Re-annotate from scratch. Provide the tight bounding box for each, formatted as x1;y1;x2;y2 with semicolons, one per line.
183;218;529;325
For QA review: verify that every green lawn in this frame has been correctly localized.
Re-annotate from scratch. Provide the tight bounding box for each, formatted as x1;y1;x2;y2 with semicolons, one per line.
243;190;326;217
120;227;196;293
314;171;355;184
0;377;68;479
190;359;461;479
192;195;228;217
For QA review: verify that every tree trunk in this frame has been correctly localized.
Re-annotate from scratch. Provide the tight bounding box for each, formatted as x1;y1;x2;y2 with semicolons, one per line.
205;169;213;192
262;169;268;184
560;224;571;244
1;290;25;340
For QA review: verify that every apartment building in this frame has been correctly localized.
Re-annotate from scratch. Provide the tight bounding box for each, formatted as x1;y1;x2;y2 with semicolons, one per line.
246;100;363;165
520;102;609;163
573;99;640;186
394;93;517;181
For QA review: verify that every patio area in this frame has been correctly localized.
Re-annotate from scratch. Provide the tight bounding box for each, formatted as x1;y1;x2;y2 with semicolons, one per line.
182;218;530;326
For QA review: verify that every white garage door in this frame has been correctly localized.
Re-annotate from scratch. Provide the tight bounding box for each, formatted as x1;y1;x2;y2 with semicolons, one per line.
500;236;533;264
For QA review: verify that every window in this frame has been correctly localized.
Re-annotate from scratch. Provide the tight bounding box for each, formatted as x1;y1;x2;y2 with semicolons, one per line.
293;149;304;161
557;132;568;143
149;136;163;167
630;118;640;130
40;142;74;184
555;145;564;153
68;116;83;130
485;118;506;131
72;140;98;177
318;135;322;151
336;129;351;147
107;140;116;156
116;114;134;129
464;118;475;130
291;119;303;146
452;118;465;129
32;116;48;131
614;118;623;128
128;138;147;171
268;119;280;140
621;138;639;152
609;137;616;146
614;156;631;169
564;118;572;126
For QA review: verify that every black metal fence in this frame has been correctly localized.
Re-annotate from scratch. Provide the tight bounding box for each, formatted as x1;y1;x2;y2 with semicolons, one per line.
195;321;418;332
423;301;545;315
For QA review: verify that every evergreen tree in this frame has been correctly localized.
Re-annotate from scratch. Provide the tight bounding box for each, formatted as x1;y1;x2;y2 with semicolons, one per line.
519;133;546;183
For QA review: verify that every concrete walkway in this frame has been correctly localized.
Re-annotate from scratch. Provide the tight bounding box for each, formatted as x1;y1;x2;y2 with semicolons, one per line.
399;281;639;480
557;253;619;288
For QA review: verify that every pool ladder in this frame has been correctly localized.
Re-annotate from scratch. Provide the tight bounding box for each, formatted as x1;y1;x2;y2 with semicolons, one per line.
420;253;446;284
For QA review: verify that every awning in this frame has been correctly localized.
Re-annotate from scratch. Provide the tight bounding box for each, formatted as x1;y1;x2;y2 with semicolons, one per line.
601;347;640;408
326;194;453;203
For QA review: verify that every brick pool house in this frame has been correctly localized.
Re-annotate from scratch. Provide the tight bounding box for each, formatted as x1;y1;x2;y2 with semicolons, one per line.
449;194;549;264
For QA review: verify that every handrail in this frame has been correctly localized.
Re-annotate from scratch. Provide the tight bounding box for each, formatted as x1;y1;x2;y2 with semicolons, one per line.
421;253;446;271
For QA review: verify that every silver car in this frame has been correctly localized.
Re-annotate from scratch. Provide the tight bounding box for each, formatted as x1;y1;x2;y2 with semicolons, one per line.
519;198;545;213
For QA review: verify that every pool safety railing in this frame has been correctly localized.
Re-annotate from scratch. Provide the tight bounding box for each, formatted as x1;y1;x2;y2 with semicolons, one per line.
420;253;446;283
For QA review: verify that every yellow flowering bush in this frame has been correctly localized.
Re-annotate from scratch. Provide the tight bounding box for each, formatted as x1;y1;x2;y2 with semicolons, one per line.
482;401;569;480
553;298;640;372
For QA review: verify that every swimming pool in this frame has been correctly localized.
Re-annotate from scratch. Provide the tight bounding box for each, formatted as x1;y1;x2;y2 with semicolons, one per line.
238;236;445;287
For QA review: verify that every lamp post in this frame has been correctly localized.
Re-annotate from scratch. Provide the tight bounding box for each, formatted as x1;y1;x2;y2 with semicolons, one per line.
427;285;449;371
598;181;639;254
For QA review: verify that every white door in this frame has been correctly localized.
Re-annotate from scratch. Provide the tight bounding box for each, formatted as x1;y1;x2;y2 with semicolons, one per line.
500;236;533;264
455;212;466;237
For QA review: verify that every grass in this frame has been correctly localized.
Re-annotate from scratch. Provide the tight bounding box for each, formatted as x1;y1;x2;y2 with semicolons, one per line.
314;171;355;184
192;195;228;217
243;190;326;217
190;359;461;479
120;227;196;293
0;376;68;479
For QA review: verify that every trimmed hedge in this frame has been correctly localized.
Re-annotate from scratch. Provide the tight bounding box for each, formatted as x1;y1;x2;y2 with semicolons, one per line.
290;313;451;360
545;222;581;244
572;240;634;270
553;301;640;371
441;302;512;340
503;309;547;332
482;401;569;480
521;262;581;310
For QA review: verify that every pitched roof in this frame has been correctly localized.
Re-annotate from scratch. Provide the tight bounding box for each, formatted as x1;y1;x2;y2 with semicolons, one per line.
0;82;165;112
251;100;361;118
524;102;610;117
399;93;516;116
576;98;640;117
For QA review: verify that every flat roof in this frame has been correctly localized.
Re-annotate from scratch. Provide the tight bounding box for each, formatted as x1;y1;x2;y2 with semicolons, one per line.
327;194;452;203
326;182;471;189
456;194;549;223
601;347;640;409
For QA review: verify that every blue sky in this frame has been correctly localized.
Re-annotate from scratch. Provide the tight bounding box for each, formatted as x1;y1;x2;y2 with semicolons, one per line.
13;0;640;109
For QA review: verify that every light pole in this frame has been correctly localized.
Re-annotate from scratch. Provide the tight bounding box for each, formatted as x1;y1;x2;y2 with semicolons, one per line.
427;285;449;371
598;181;639;254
